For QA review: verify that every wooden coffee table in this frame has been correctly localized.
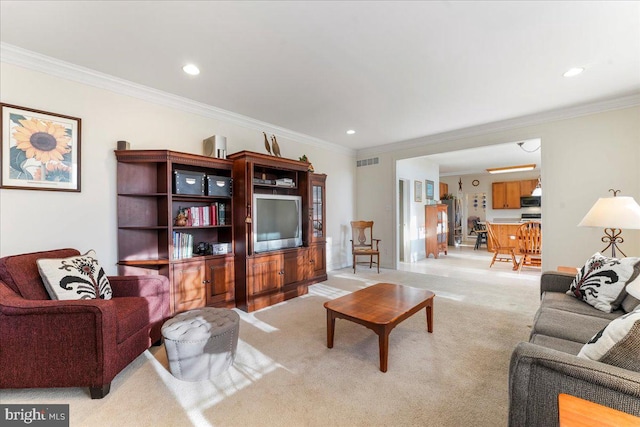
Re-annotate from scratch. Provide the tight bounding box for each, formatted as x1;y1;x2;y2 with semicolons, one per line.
324;282;434;372
558;393;640;426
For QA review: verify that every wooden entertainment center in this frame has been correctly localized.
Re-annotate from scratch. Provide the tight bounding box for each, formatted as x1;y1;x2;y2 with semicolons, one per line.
229;151;327;312
115;149;326;314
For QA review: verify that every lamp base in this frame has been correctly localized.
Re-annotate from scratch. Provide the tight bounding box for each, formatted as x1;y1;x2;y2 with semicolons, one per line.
601;228;626;258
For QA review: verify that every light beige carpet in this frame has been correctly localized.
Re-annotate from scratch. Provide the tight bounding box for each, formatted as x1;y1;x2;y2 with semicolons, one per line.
0;267;540;426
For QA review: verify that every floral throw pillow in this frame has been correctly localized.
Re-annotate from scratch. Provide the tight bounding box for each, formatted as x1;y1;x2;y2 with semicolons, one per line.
577;307;640;372
37;250;112;300
566;253;640;313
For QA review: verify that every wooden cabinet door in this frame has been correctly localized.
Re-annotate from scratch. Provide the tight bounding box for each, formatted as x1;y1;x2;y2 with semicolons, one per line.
308;243;326;281
505;181;521;208
437;204;448;255
493;181;522;209
284;249;308;287
248;254;282;296
520;179;538;196
310;174;326;244
172;260;206;313
205;256;234;307
492;182;506;209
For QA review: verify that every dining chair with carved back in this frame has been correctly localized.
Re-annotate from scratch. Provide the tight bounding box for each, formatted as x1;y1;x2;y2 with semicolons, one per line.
350;220;381;273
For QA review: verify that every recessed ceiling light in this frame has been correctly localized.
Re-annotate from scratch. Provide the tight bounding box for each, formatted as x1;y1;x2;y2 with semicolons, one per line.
182;64;200;76
563;67;584;77
346;130;356;135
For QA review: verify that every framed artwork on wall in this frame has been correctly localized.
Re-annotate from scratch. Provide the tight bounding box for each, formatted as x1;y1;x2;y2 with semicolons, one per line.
1;103;81;192
414;180;423;202
425;179;435;200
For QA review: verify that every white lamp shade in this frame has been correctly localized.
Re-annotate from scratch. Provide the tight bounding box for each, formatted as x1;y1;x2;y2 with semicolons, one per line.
578;196;640;229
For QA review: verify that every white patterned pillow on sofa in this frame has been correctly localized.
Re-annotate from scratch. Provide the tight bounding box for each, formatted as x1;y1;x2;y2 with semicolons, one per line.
578;307;640;372
37;250;113;300
567;253;640;313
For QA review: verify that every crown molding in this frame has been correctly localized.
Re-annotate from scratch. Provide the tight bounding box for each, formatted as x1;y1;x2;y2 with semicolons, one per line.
0;42;355;157
359;92;640;158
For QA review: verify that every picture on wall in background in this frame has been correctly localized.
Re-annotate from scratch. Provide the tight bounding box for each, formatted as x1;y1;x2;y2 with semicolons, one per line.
415;180;423;202
425;179;434;200
1;103;81;192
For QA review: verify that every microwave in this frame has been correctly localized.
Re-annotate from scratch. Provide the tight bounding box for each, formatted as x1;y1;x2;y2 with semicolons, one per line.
520;196;541;207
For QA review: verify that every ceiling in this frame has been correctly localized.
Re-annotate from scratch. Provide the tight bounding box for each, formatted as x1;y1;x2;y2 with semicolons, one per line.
0;1;638;173
426;139;541;177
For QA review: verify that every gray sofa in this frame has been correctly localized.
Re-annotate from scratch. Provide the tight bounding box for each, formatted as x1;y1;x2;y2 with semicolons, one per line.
508;271;640;426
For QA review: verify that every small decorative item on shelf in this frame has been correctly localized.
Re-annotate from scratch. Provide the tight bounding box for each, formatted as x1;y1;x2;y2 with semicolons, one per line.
441;193;454;200
263;132;271;155
271;135;281;157
174;209;188;226
299;154;314;172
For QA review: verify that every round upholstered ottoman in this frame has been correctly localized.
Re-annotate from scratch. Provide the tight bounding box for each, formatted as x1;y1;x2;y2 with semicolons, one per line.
161;307;240;381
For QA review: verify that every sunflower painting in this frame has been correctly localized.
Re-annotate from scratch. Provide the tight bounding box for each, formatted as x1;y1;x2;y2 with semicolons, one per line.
1;103;80;191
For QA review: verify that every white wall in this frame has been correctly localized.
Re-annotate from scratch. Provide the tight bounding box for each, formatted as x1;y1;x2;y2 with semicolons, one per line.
396;157;440;263
0;62;356;272
357;106;640;270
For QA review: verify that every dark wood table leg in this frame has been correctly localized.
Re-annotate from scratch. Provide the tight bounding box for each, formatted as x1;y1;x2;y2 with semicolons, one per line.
378;326;390;372
326;309;335;348
426;300;433;333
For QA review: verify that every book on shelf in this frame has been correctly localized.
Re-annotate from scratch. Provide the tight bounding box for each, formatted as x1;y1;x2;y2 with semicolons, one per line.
172;231;193;259
178;202;228;227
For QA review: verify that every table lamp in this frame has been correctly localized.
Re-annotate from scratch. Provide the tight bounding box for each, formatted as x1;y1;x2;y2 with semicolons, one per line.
578;190;640;258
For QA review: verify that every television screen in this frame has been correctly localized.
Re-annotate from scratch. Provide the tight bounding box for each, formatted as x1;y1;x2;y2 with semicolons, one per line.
253;194;302;251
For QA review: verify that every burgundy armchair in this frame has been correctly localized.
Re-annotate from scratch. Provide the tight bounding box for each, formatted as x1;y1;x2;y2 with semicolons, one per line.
0;248;170;398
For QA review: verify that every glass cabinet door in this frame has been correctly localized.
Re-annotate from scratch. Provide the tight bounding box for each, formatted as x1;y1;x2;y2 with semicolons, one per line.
310;174;326;242
313;184;323;238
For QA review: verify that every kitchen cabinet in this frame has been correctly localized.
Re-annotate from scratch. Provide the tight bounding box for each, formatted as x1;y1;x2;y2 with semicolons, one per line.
520;179;538;197
439;182;448;198
492;181;521;209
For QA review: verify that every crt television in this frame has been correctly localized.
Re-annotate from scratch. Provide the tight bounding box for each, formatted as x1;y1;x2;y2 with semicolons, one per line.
253;193;303;252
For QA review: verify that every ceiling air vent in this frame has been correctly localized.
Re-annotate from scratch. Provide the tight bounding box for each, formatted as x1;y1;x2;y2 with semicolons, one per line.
357;157;379;167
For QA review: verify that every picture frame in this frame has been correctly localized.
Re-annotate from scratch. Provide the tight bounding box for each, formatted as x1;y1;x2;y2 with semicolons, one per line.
414;180;423;202
1;103;81;192
425;179;435;200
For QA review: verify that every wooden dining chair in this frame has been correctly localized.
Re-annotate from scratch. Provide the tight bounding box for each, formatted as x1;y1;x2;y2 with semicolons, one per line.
350;220;381;273
485;221;518;270
516;221;542;272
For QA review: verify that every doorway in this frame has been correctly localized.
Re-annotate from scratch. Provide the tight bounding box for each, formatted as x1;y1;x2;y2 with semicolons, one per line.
398;179;410;262
396;139;542;265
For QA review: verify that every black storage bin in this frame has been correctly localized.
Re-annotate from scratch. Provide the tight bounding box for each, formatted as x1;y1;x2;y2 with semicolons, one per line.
206;175;232;197
174;170;205;195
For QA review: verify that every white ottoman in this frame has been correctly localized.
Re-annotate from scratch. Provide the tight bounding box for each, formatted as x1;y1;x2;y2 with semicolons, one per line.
162;307;240;381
